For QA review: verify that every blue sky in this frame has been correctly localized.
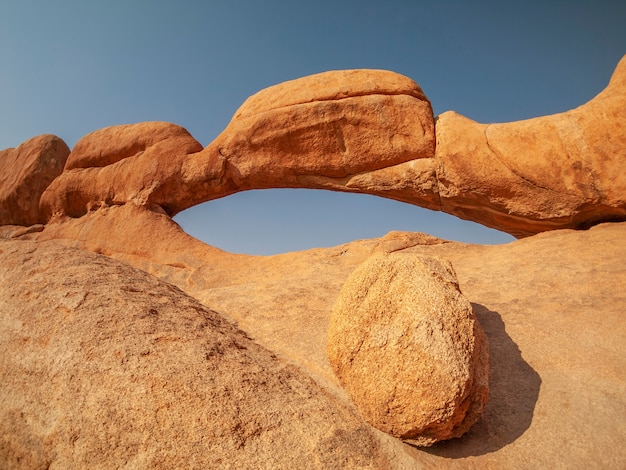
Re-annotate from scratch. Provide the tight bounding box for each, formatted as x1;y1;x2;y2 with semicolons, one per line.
1;1;624;254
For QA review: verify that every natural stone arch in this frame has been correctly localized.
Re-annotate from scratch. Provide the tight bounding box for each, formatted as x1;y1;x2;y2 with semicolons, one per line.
39;56;626;238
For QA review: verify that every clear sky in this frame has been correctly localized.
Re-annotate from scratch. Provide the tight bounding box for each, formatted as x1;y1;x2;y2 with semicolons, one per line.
1;1;624;254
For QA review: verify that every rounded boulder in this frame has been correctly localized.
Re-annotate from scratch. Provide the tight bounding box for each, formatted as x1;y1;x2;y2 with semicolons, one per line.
327;253;489;446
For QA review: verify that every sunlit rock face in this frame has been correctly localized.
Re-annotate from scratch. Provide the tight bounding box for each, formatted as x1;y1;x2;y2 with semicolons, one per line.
39;121;203;219
0;239;390;469
327;253;489;447
434;54;626;237
38;56;626;238
0;134;69;226
1;56;626;469
39;68;438;221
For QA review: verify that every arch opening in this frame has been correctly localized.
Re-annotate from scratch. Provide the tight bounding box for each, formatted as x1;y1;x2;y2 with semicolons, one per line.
173;189;515;256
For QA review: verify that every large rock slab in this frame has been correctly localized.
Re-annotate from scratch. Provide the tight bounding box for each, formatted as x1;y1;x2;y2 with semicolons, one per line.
435;55;626;237
37;56;626;238
16;197;626;468
38;69;438;220
206;69;437;206
188;55;626;235
327;253;489;446
0;239;393;469
0;134;69;226
40;122;203;219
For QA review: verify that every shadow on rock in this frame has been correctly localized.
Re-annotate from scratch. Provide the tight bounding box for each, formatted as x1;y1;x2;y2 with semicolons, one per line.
423;303;541;458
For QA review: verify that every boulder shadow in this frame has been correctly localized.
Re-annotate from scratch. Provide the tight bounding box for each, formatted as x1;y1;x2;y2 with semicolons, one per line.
423;303;541;458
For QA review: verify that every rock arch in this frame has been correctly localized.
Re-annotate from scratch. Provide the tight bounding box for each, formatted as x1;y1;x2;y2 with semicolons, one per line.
36;55;626;238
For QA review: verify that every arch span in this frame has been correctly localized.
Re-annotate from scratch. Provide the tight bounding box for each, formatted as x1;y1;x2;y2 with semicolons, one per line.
40;58;626;238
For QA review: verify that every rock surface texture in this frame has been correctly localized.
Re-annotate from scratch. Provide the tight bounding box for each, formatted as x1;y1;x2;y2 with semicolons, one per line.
40;122;203;218
435;54;626;236
39;56;626;237
0;134;69;226
327;253;489;446
1;55;626;468
5;211;626;469
0;240;391;469
40;69;437;221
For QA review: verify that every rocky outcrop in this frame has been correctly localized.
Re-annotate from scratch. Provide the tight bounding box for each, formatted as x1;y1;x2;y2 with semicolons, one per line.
8;204;626;468
40;122;203;218
0;239;392;469
2;55;626;468
196;69;437;209
435;54;626;237
40;69;438;220
327;253;489;446
39;70;436;221
0;223;44;239
0;134;69;226
40;56;625;237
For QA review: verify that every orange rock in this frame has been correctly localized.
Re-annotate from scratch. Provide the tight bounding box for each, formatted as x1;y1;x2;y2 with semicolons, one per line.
39;70;437;219
40;122;203;218
0;134;69;226
0;224;44;239
183;69;438;212
36;57;625;238
0;239;393;469
327;253;489;446
435;55;626;237
30;201;626;468
2;56;626;469
64;121;201;171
